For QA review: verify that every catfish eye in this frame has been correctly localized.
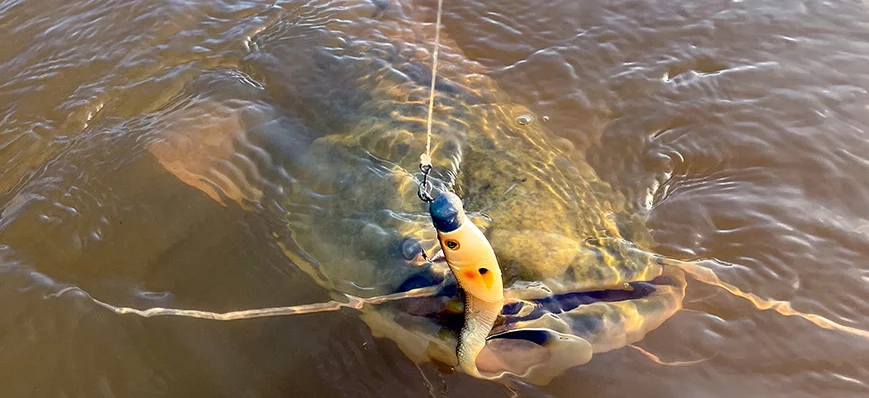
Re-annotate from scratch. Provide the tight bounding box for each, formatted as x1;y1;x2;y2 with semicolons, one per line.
445;240;460;250
478;268;488;275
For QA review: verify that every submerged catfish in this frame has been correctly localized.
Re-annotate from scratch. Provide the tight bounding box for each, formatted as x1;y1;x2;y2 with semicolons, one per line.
152;0;686;385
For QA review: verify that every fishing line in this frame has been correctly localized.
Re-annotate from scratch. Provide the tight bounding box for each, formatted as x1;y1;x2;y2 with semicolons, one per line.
420;0;444;172
57;285;441;321
416;0;444;204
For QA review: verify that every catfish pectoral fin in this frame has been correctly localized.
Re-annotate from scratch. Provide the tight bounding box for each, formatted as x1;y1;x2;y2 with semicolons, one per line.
149;101;264;209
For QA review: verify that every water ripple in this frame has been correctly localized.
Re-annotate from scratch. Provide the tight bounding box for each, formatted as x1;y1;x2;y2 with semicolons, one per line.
3;0;869;396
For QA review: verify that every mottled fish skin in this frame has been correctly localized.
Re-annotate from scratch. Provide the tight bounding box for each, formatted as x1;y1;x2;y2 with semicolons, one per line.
241;0;664;295
156;0;685;381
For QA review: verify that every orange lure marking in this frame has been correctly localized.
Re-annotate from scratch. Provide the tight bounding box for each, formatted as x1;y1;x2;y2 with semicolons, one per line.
463;270;478;281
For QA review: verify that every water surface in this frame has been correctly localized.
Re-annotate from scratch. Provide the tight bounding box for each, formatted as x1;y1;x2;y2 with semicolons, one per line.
3;0;869;397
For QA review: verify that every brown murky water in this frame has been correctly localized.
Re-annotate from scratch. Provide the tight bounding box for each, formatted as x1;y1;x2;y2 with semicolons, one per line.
3;0;869;397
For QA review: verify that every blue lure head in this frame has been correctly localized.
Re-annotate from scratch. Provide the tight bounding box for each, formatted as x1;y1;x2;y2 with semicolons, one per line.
429;192;464;233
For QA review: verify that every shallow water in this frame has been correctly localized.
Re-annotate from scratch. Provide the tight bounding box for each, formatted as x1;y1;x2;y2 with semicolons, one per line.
3;0;869;397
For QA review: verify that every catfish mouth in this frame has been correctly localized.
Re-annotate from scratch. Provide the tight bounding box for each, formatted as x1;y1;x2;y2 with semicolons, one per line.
391;254;676;341
379;242;685;384
389;226;683;383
